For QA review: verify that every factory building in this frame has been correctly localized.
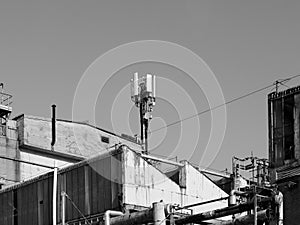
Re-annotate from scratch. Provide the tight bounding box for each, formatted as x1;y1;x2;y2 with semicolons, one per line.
0;87;232;224
0;146;230;224
268;85;300;225
0;113;142;188
0;86;283;224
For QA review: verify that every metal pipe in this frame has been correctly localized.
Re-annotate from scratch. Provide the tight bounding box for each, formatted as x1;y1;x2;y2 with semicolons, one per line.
51;104;56;148
52;167;58;225
275;191;283;225
179;197;229;209
104;210;124;225
175;197;272;224
52;105;57;225
228;190;248;206
61;191;66;225
109;208;153;225
214;209;268;225
140;103;143;148
140;154;184;167
254;194;257;225
198;167;231;178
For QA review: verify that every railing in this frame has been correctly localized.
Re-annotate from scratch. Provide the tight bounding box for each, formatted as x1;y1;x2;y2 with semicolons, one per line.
0;92;12;107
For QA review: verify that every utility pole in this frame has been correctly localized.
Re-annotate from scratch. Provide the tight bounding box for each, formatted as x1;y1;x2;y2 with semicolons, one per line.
131;72;156;154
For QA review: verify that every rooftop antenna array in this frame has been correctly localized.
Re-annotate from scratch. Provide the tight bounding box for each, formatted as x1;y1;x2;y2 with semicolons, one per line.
130;73;156;154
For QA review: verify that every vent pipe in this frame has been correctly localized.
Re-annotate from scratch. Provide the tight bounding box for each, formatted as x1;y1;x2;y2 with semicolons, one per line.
51;104;58;225
51;104;56;147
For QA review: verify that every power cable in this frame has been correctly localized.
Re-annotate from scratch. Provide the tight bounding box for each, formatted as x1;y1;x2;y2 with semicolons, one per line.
149;83;274;135
148;74;300;135
65;192;92;225
158;211;173;225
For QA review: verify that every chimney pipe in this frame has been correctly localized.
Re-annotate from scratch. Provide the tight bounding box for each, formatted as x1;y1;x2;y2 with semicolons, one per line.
51;104;56;147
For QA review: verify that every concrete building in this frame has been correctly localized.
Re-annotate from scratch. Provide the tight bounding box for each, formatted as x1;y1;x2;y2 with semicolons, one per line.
0;146;230;224
268;85;300;225
0;89;232;224
0;87;280;224
0;89;141;187
0;114;141;187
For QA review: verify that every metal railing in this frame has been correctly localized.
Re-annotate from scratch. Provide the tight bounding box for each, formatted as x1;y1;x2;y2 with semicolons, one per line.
0;92;12;107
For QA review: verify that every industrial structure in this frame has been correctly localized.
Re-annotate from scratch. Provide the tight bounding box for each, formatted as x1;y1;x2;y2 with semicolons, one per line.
0;82;285;225
268;85;300;225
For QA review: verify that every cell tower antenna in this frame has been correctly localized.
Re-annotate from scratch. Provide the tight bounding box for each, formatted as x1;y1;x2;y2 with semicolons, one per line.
130;72;156;154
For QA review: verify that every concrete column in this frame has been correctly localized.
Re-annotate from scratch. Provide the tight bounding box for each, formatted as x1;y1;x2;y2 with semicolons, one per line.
153;202;166;225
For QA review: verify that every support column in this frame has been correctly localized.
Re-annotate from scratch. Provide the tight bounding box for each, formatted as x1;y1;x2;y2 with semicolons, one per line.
153;202;166;225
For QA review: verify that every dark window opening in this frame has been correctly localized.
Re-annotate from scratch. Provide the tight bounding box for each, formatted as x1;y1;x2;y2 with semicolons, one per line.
101;136;109;144
270;95;295;165
284;95;295;160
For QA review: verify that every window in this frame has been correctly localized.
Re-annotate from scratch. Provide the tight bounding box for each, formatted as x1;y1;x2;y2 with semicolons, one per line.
271;95;295;165
283;95;295;160
101;136;109;144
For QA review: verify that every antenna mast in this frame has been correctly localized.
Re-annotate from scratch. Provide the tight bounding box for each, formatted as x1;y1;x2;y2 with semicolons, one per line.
131;73;156;154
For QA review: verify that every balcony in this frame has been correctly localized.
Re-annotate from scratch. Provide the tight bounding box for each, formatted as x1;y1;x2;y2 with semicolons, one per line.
0;92;12;118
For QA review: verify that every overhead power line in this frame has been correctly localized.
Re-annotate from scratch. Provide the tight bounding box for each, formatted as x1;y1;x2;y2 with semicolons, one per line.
148;74;300;135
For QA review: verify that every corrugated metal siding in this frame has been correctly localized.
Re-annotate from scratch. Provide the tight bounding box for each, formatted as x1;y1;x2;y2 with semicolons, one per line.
0;191;13;225
56;154;122;223
0;151;123;225
0;175;52;225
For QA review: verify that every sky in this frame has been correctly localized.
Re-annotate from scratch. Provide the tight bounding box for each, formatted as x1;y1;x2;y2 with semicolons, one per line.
1;0;300;171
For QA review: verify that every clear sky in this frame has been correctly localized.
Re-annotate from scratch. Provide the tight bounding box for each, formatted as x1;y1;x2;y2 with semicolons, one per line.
1;0;300;171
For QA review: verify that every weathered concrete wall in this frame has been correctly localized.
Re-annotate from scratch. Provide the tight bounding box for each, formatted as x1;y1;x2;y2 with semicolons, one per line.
17;115;141;158
123;149;182;207
0;114;142;188
0;120;19;186
123;150;228;213
180;162;228;214
0;137;19;185
19;152;71;181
